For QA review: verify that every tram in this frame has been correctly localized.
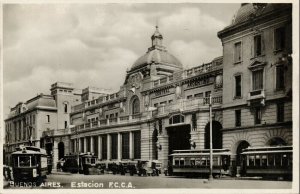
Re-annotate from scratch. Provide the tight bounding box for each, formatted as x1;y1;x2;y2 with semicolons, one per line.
170;149;231;177
11;146;48;183
63;152;98;174
240;146;292;180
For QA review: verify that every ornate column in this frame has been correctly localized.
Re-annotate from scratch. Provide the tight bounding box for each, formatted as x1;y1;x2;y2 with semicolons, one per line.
90;136;94;153
98;135;102;160
107;134;111;160
118;133;122;161
78;138;82;153
84;137;87;153
129;131;133;159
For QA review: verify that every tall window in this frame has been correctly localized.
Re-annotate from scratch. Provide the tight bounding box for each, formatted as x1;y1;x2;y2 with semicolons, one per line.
64;121;68;129
111;134;118;159
64;104;68;113
14;123;17;141
235;75;242;98
276;65;285;90
254;107;262;124
133;131;141;159
47;115;50;123
235;109;241;127
254;35;262;57
252;69;263;90
122;133;130;159
18;121;21;140
23;120;26;140
132;98;140;114
277;102;284;122
275;27;286;51
205;91;211;98
102;135;107;159
234;42;242;63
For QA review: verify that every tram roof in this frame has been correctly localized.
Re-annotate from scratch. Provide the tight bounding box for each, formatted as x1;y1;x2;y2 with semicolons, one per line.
13;146;47;155
170;152;232;157
172;149;231;154
241;150;292;155
242;145;292;152
12;150;46;155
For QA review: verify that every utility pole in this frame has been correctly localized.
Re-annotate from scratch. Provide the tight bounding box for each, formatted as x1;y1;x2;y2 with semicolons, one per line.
209;94;213;181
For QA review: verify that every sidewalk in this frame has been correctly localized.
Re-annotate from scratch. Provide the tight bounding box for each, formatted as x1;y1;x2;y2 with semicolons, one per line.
3;179;10;188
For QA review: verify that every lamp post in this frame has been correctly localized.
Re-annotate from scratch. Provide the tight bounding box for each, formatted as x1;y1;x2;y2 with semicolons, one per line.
209;94;213;181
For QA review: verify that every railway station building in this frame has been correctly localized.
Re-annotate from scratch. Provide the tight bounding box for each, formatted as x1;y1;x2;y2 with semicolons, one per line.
4;3;293;173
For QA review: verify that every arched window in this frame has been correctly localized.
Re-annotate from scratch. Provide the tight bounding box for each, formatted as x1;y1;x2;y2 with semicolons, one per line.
64;104;68;113
169;114;185;125
132;98;140;114
267;137;287;146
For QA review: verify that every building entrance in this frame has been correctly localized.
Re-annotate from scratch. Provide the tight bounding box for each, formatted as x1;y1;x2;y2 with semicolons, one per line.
167;124;191;155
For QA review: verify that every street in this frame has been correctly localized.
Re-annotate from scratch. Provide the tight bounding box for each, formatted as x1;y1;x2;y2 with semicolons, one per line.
4;172;292;189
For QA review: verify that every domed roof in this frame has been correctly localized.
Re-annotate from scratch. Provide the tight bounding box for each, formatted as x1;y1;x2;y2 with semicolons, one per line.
131;48;183;71
130;26;183;72
232;3;290;25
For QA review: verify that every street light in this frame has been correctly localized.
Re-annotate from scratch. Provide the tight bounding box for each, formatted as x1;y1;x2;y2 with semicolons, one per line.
209;94;213;181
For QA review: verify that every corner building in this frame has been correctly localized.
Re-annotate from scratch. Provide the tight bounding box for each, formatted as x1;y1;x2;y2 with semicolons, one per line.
4;83;82;165
69;26;224;169
218;3;292;170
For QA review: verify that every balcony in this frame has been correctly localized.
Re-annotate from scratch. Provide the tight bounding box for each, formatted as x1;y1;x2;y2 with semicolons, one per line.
71;113;145;133
155;97;222;115
71;96;222;133
247;90;265;106
42;128;71;137
151;61;223;89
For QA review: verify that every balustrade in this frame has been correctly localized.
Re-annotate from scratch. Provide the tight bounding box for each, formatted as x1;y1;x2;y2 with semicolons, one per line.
71;96;221;134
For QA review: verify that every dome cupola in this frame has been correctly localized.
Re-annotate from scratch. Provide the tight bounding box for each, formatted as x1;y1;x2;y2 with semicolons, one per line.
129;26;183;76
151;25;163;48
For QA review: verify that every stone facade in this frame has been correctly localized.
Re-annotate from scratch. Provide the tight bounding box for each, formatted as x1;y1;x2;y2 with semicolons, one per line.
4;3;293;173
67;27;224;169
218;3;292;167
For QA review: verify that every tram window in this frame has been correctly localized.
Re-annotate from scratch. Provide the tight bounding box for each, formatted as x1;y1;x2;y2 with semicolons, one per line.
213;157;218;166
91;158;96;164
289;154;292;166
268;154;275;166
201;157;206;166
190;159;195;166
275;154;281;166
179;159;184;166
41;157;47;168
86;158;91;164
19;156;31;167
261;155;267;167
13;157;18;167
31;156;37;167
282;154;288;166
249;155;255;166
175;160;179;166
206;158;210;166
255;155;260;166
195;159;201;166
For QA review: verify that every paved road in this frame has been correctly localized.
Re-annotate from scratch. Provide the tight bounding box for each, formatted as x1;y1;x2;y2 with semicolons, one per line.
4;172;292;189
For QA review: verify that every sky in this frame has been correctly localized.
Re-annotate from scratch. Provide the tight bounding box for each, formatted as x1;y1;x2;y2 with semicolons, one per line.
3;3;240;117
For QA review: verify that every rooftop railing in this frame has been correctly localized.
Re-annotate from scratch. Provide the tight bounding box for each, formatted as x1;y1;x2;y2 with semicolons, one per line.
151;61;223;88
71;96;222;133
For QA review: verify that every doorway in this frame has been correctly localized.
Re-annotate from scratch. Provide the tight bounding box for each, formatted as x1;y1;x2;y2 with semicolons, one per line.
167;124;191;155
